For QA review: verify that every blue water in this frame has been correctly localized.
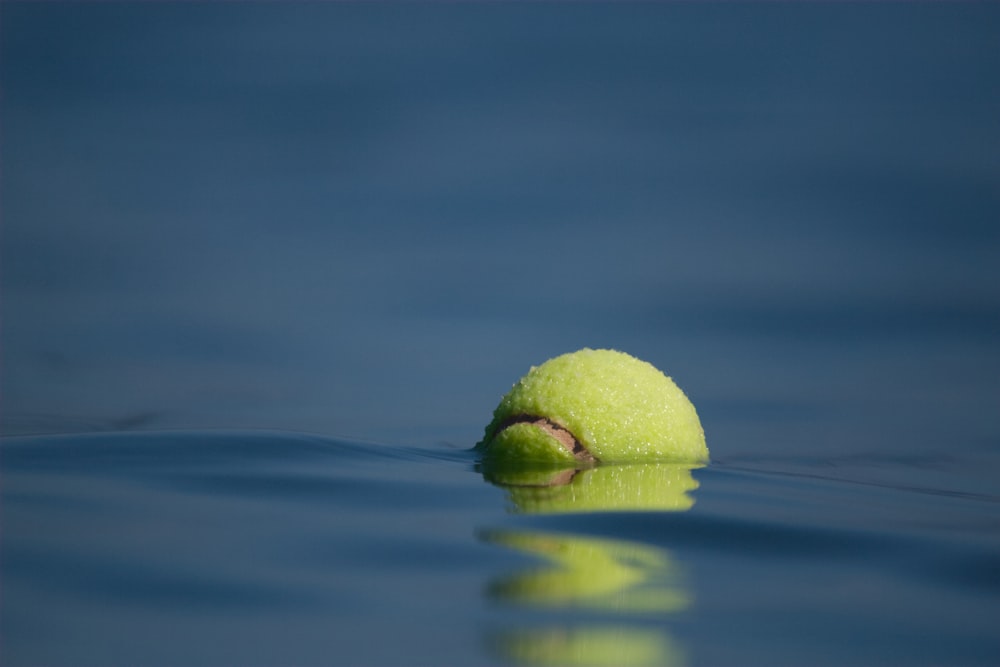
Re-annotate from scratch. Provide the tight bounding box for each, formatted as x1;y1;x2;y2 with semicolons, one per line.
3;431;998;666
2;3;999;666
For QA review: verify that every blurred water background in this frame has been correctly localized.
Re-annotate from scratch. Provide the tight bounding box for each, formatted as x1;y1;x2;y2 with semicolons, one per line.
2;3;999;666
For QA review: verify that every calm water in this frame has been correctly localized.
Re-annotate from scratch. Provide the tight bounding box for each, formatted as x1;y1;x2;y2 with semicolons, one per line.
2;4;999;666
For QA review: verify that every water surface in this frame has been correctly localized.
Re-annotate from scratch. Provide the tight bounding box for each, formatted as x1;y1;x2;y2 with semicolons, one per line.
2;3;999;665
3;430;998;666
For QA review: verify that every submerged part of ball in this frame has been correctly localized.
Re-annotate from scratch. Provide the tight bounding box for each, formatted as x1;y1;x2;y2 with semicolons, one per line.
484;462;701;514
477;348;708;465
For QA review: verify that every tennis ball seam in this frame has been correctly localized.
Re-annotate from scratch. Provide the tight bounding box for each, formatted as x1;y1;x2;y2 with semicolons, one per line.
492;414;597;464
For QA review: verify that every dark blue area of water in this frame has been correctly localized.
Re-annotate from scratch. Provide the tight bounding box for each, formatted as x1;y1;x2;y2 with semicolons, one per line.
3;431;998;666
2;3;999;666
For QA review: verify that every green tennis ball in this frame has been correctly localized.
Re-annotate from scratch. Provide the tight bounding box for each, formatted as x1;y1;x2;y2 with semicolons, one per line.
478;349;707;465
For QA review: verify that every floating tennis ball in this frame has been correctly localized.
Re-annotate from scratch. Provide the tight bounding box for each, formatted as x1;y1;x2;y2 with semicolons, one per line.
478;349;707;465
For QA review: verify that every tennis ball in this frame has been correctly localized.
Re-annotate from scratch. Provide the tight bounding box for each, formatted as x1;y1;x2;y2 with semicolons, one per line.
478;349;707;465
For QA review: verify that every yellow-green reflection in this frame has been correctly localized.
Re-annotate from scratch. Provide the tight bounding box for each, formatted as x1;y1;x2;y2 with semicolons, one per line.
483;462;702;514
480;462;701;666
482;530;689;613
493;626;686;667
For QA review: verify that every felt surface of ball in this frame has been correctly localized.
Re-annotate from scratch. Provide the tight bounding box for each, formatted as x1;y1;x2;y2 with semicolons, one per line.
478;348;708;465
